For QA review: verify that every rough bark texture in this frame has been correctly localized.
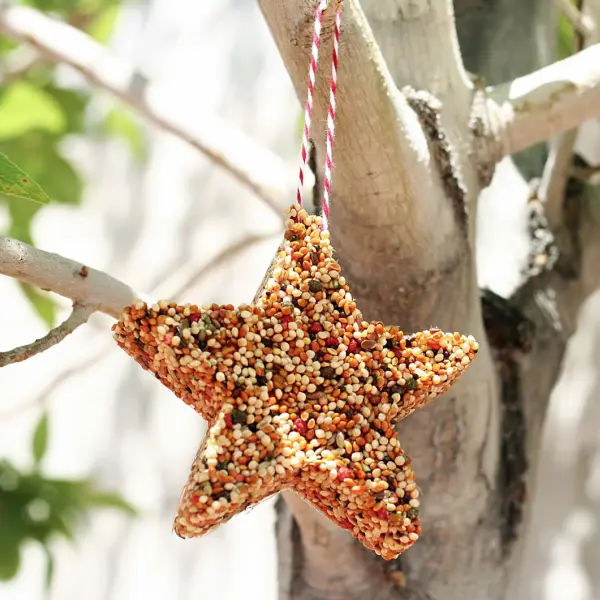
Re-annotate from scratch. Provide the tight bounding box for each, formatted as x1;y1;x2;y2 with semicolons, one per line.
259;2;497;599
258;2;600;600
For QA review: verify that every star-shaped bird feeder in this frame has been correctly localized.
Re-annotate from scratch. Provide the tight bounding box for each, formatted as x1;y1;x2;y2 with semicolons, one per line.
113;205;478;560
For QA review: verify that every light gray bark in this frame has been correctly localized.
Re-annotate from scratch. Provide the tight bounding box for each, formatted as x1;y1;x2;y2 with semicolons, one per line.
257;1;600;599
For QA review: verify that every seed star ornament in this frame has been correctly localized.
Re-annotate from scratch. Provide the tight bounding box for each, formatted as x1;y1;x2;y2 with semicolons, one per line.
113;205;478;560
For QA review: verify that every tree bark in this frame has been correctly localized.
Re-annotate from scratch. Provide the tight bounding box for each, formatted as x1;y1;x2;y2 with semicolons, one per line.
259;2;499;599
258;2;600;599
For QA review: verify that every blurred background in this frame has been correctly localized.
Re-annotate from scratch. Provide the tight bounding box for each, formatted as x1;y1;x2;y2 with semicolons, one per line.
0;1;599;600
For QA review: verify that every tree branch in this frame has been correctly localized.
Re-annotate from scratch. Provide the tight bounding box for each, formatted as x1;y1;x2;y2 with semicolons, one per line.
491;43;600;156
360;0;472;111
0;343;106;420
538;2;594;234
0;3;294;218
258;0;475;321
0;303;92;367
0;236;144;318
155;232;279;299
258;2;497;599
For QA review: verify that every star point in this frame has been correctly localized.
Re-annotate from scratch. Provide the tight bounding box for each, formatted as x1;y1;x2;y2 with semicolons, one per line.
113;204;478;560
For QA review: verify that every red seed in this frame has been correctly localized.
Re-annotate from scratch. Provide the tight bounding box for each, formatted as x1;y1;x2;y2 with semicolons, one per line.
376;508;388;520
164;333;173;345
347;339;358;353
281;315;293;330
294;418;308;435
225;414;233;428
427;339;441;350
326;337;339;348
340;518;354;530
309;322;322;333
191;494;201;505
337;467;353;481
189;313;201;322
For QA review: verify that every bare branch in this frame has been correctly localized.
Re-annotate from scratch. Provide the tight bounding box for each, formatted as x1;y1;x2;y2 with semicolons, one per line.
155;233;279;299
0;303;92;367
0;236;145;318
0;3;294;218
0;343;107;420
536;2;595;233
491;43;600;156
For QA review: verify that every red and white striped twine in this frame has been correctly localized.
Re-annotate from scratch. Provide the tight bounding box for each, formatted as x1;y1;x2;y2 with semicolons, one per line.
296;0;342;231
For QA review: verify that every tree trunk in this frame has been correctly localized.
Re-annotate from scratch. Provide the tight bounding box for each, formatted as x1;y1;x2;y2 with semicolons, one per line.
256;1;600;599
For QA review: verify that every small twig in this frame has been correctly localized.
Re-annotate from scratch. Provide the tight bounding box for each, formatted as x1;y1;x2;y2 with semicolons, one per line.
155;232;279;299
0;236;146;318
0;234;277;415
0;4;294;219
0;303;93;367
538;1;593;232
0;343;107;419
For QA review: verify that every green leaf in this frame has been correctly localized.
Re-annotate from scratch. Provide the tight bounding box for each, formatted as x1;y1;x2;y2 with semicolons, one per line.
0;544;20;581
20;283;57;328
87;3;120;43
32;412;50;466
0;37;17;56
102;108;147;162
3;197;58;326
83;490;138;516
22;0;80;16
557;13;576;59
42;544;54;591
7;194;42;244
0;152;50;204
0;460;139;585
41;85;88;133
0;134;83;205
36;150;84;205
0;82;66;141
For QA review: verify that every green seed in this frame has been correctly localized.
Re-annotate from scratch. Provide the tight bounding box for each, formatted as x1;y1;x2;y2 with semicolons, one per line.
231;409;247;425
405;376;418;391
407;507;419;520
308;279;323;293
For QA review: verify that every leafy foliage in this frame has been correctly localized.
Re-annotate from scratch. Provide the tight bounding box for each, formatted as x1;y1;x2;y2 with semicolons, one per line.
101;108;148;162
0;0;145;326
0;152;50;205
32;412;50;466
0;413;136;585
557;12;576;59
1;0;144;587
